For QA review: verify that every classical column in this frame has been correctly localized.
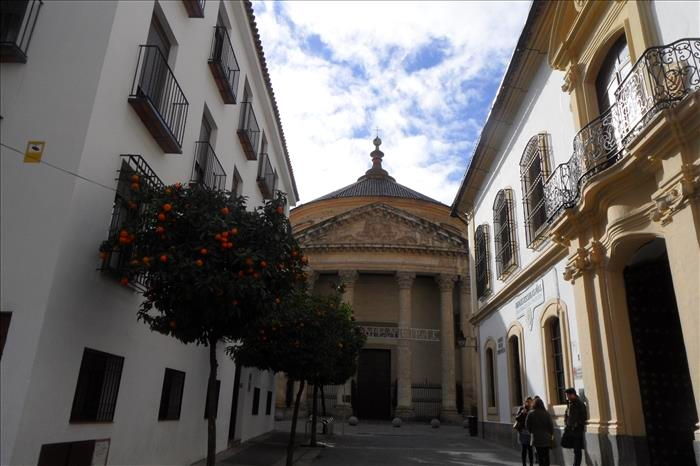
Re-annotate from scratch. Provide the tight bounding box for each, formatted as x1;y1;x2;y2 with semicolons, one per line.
459;275;476;413
395;272;416;419
338;270;359;306
336;270;359;416
436;273;460;422
305;268;318;294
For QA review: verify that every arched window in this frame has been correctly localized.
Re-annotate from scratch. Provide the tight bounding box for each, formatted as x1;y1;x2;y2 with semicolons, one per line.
595;34;631;113
548;318;566;404
493;189;518;278
507;332;525;408
520;134;550;246
475;225;491;299
485;346;497;409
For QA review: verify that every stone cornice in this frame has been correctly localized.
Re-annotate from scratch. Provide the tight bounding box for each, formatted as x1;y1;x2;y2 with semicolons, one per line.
301;243;468;257
470;241;567;324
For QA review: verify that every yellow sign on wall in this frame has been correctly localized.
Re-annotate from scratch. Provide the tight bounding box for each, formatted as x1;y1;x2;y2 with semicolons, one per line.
24;141;45;163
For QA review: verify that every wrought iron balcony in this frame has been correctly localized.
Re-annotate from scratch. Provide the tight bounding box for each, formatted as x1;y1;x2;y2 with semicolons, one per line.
208;26;240;104
190;141;226;191
237;101;260;160
544;38;700;223
101;154;164;291
128;45;189;154
182;0;205;18
0;0;42;63
257;153;276;199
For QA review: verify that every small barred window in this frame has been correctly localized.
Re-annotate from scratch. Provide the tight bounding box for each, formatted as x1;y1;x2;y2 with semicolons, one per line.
493;189;518;278
520;134;550;247
475;224;491;299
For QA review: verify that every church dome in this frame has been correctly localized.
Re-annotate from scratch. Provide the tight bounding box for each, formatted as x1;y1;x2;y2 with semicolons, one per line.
308;138;443;205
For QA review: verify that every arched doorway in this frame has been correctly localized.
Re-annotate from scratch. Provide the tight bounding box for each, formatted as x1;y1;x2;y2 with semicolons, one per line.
623;238;697;465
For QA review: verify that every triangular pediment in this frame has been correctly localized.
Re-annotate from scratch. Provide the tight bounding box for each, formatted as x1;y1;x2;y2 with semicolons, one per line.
295;203;467;254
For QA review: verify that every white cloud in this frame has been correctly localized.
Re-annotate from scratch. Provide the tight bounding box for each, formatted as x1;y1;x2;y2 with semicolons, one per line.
252;1;530;205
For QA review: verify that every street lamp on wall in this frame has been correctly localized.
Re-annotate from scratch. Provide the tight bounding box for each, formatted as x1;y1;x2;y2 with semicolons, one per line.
457;330;478;351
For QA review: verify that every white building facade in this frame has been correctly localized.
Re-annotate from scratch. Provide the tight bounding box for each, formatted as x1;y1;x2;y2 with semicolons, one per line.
0;1;298;465
452;1;699;465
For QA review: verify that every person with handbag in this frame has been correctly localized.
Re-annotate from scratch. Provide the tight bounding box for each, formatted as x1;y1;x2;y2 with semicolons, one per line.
514;397;534;466
562;388;588;466
525;398;554;466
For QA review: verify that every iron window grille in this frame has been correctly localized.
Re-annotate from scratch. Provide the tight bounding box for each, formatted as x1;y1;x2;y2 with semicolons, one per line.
208;26;240;104
191;141;226;190
182;0;205;18
158;368;186;421
252;387;261;415
257;152;277;199
475;224;491;299
70;348;125;423
204;379;221;419
0;0;42;63
520;134;550;247
100;154;164;291
129;45;189;153
549;318;566;405
509;336;523;407
231;167;243;197
493;189;518;279
237;101;260;160
410;382;441;420
486;348;496;408
265;391;272;415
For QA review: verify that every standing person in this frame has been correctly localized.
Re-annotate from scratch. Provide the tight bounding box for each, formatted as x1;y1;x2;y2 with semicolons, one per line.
526;398;554;466
514;397;534;466
562;388;588;466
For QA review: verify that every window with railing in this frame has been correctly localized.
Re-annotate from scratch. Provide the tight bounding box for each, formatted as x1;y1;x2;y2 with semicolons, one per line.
508;335;523;407
475;224;491;299
493;189;517;278
100;155;164;290
128;45;189;153
520;134;550;247
158;368;185;421
204;379;221;419
257;137;276;199
231;167;243;197
208;25;239;104
543;38;700;224
0;0;42;63
237;101;260;160
191;142;226;190
548;317;566;405
70;348;125;423
485;346;496;408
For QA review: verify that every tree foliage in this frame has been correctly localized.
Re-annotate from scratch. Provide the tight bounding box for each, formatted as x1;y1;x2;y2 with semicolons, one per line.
99;183;307;344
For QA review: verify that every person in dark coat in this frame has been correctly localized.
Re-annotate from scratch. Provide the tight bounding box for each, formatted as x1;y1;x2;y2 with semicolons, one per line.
564;388;588;466
525;398;554;466
514;397;534;466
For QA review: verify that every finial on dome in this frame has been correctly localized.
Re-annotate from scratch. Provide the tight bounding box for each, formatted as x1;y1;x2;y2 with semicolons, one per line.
358;134;394;181
373;136;382;149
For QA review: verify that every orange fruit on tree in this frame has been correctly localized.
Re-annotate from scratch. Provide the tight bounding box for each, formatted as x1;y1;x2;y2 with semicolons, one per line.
130;174;140;183
220;207;230;216
195;259;204;267
119;277;129;286
260;260;268;268
245;257;254;266
130;183;140;191
222;231;229;238
155;226;165;235
164;188;172;195
119;229;129;237
215;233;222;241
276;206;284;214
200;248;208;255
159;255;168;263
162;203;172;212
231;227;238;235
157;213;166;221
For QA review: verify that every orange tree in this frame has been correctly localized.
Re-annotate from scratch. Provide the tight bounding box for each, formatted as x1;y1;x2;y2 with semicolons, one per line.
232;290;365;466
99;183;306;466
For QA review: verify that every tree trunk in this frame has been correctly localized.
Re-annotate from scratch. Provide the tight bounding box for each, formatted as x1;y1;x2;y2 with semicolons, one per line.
286;380;305;466
206;339;218;466
320;385;326;418
310;384;319;447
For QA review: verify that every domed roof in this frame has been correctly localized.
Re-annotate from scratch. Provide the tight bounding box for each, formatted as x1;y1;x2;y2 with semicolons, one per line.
309;138;444;205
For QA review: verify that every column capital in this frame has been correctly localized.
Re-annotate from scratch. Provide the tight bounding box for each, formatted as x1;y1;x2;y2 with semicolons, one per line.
396;271;416;289
435;274;458;292
338;270;359;286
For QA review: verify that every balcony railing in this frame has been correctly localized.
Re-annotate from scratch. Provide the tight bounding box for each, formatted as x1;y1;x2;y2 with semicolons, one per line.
544;38;700;223
128;45;189;154
190;141;226;191
101;154;164;291
208;26;240;104
0;0;42;63
237;102;260;160
182;0;205;18
257;153;276;199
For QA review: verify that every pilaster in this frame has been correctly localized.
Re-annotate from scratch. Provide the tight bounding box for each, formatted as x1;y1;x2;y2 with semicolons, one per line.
395;272;416;419
436;273;460;422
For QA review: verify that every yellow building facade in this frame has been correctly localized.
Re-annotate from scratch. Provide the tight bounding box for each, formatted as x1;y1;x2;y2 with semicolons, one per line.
280;139;476;422
452;1;699;465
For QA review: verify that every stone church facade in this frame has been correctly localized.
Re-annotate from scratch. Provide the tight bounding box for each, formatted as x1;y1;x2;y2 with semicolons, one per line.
277;139;476;422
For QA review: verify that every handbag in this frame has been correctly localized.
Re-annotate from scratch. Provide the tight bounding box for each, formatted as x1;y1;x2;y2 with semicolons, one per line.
560;428;575;449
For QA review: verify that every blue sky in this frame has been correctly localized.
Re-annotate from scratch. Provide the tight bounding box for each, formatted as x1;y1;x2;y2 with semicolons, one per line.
251;1;531;205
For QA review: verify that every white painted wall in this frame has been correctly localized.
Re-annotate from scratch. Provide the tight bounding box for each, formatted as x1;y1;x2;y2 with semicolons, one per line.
651;1;700;45
1;1;290;464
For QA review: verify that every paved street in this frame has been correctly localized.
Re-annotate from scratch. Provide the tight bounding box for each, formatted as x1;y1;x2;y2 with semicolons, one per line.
294;421;522;466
